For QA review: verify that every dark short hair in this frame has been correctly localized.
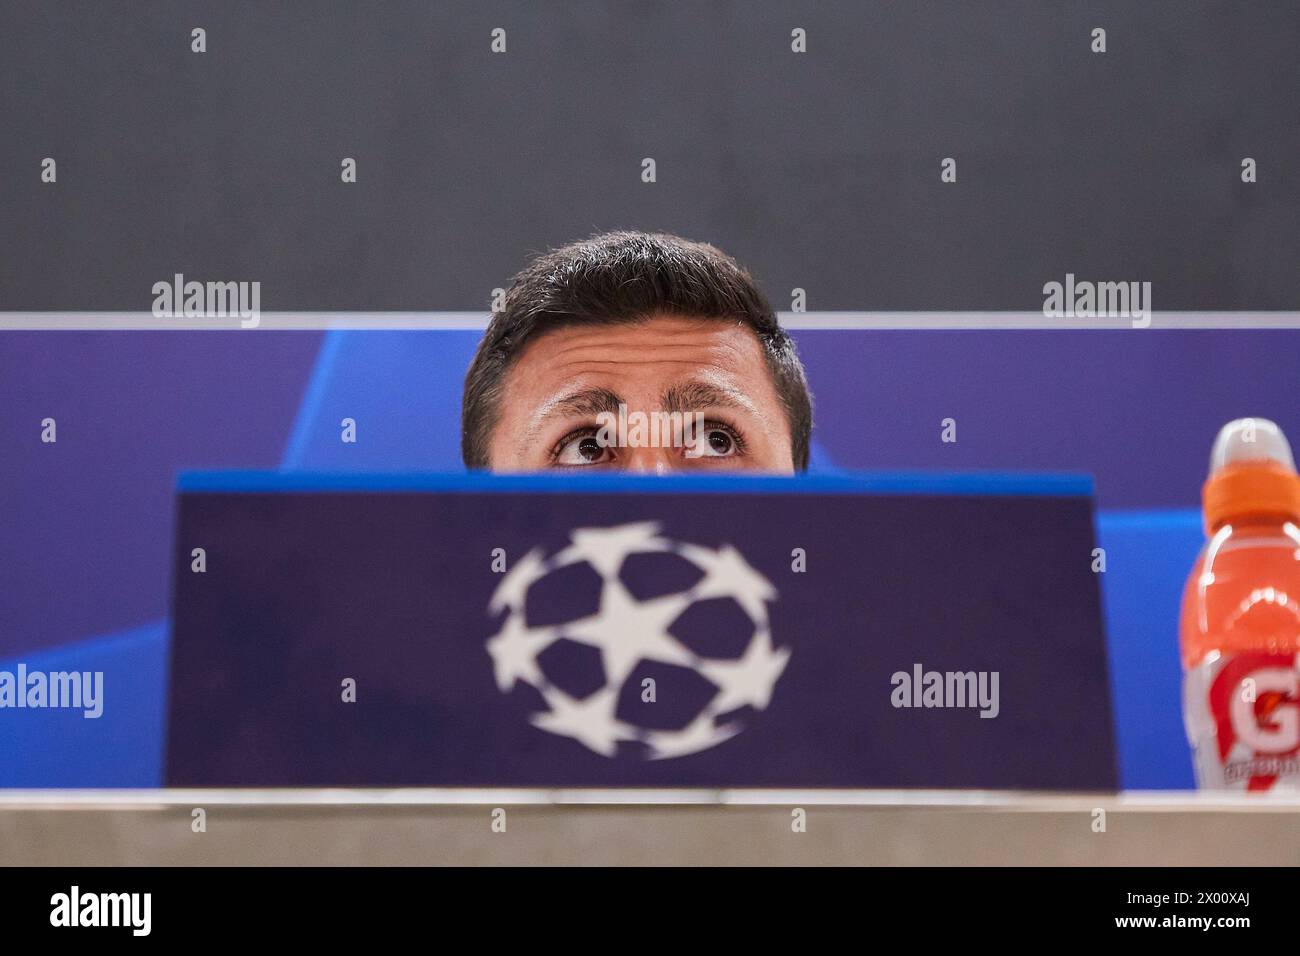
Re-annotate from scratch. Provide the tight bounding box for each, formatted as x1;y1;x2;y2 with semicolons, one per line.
462;231;813;470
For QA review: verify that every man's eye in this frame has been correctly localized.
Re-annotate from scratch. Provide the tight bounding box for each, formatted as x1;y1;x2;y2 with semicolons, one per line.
555;432;612;466
686;426;740;459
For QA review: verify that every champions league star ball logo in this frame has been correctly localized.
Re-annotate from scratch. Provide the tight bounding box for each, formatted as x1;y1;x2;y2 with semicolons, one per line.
486;522;790;759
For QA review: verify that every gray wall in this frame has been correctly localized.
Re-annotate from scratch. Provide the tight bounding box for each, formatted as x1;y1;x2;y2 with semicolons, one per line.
2;0;1297;310
6;797;1300;866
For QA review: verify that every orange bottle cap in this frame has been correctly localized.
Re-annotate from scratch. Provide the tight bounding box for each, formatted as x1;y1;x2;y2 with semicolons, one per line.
1202;418;1300;533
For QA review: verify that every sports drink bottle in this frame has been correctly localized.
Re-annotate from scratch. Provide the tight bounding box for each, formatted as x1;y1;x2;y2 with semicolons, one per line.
1181;417;1300;790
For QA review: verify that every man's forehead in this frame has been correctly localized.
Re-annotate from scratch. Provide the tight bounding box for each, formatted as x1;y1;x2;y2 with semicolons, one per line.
525;314;756;363
507;318;774;438
512;317;761;391
502;310;775;401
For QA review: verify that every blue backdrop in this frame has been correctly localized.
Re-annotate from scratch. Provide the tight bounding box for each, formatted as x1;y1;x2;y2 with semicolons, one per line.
6;328;1287;789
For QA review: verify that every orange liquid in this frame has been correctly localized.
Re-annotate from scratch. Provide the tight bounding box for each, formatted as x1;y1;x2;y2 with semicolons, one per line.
1180;519;1300;669
1180;518;1300;789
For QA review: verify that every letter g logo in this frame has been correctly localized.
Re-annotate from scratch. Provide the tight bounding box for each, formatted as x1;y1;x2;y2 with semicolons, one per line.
1230;668;1300;753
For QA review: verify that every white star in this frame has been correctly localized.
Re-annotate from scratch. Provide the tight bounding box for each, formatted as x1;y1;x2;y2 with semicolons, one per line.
485;613;557;691
699;630;791;714
645;712;742;760
678;543;777;621
530;686;635;757
564;576;696;687
488;547;547;614
552;522;669;577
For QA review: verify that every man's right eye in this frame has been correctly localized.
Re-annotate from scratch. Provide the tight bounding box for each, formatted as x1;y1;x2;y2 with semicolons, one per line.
553;430;613;466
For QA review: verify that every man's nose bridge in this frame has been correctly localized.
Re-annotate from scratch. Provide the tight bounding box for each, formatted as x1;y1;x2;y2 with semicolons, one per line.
622;447;678;474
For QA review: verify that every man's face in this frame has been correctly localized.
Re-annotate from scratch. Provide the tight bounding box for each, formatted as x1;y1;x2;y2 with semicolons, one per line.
485;314;796;473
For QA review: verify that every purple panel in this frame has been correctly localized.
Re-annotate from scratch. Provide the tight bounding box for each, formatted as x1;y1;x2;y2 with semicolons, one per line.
166;484;1115;789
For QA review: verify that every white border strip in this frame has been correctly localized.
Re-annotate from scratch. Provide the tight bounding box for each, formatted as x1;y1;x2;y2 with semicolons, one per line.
1;311;1299;330
2;788;1299;811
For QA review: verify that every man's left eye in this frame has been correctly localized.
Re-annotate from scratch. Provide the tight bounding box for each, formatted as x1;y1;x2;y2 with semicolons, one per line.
686;426;739;458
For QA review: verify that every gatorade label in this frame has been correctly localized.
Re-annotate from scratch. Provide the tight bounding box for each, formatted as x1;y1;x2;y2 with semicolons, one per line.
1184;652;1300;790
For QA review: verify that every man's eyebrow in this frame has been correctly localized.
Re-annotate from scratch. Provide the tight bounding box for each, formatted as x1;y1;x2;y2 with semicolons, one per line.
549;386;624;417
522;387;624;447
661;381;757;415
